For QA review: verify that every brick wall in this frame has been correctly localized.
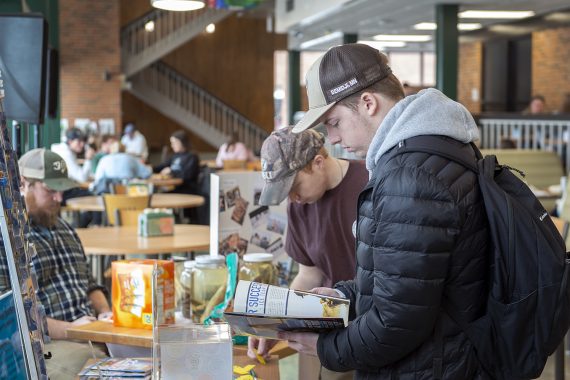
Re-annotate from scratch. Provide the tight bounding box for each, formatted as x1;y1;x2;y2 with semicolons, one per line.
532;26;570;113
60;0;121;132
457;41;482;114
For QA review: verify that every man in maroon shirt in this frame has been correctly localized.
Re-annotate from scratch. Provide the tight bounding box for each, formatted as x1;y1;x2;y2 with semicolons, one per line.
249;126;368;380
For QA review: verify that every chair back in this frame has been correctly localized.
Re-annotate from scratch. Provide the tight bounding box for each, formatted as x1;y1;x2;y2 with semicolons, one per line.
111;183;128;194
117;209;144;227
103;194;150;226
222;159;247;170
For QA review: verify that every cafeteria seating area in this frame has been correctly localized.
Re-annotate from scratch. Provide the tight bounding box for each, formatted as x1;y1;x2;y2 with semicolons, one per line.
1;0;570;379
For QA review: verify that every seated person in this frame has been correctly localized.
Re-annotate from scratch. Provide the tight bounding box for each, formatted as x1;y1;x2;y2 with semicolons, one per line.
51;127;94;183
215;131;250;167
121;123;149;162
153;130;200;195
0;149;111;379
522;95;546;115
91;134;118;175
93;142;152;194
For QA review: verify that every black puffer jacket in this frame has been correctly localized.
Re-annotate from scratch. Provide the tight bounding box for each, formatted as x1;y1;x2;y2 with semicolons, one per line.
317;137;490;379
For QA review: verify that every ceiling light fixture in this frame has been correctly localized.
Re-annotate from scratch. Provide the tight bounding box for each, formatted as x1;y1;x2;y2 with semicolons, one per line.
205;23;215;33
358;40;407;50
373;34;431;42
459;10;535;19
299;31;343;50
150;0;205;11
414;22;482;31
144;20;155;32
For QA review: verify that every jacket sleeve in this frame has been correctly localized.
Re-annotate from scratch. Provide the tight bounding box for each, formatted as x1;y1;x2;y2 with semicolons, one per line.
153;157;172;173
317;165;461;372
172;153;199;182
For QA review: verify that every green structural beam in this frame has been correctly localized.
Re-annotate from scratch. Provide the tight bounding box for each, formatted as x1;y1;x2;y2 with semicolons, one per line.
343;34;357;44
288;50;301;125
435;4;458;101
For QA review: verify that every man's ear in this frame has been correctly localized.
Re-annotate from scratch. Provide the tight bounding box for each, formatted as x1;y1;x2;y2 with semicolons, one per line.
312;154;326;170
360;92;380;116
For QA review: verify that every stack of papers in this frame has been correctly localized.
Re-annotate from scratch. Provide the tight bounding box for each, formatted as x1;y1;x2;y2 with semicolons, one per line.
78;358;152;380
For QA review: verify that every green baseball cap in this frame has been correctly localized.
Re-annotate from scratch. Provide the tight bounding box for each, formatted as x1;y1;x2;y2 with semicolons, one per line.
18;148;79;191
259;126;325;206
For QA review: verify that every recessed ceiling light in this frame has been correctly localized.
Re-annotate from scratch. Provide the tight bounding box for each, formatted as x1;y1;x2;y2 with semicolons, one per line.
358;40;407;49
144;20;155;32
205;23;215;33
373;34;431;42
414;22;482;31
459;10;535;19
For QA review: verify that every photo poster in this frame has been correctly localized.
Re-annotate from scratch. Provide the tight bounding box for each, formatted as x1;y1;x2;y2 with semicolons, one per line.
210;172;291;286
0;291;27;380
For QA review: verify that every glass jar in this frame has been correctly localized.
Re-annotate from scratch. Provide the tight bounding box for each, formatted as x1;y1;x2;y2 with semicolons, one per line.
190;255;227;323
179;260;195;320
239;253;276;285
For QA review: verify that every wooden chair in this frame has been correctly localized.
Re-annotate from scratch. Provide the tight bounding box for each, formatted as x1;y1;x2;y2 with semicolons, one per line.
110;183;127;194
102;194;150;226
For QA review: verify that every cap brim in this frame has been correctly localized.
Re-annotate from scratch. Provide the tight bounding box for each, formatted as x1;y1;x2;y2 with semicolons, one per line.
43;177;79;192
292;102;336;133
258;174;296;206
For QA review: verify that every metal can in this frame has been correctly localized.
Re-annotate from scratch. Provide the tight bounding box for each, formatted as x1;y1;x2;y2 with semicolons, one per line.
238;253;276;285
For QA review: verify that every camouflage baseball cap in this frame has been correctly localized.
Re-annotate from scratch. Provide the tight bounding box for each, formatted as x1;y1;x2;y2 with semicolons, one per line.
259;126;325;206
18;148;78;191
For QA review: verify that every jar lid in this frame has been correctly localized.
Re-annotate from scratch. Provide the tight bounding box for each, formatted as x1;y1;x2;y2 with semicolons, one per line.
183;260;196;269
196;255;225;265
243;253;273;262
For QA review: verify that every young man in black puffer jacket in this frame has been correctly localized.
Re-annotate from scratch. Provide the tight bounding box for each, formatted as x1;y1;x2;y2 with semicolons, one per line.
275;43;490;379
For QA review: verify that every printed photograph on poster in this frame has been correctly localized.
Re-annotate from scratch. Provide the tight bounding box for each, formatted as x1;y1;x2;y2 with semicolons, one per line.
267;213;287;235
253;187;262;206
250;231;273;250
219;191;226;212
220;232;249;257
275;260;291;286
267;237;284;253
231;197;249;225
226;186;241;208
249;206;269;229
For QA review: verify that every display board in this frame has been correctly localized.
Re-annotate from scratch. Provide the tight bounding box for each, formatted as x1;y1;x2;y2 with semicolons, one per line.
210;171;291;285
0;76;49;379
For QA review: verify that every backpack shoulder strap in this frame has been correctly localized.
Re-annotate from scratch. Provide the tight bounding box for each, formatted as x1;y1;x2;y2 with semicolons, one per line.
388;135;481;174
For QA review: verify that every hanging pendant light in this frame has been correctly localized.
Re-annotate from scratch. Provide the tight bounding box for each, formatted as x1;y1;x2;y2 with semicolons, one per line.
151;0;205;11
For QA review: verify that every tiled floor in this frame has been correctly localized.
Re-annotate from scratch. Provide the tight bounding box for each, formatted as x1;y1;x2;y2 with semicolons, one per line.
279;353;570;380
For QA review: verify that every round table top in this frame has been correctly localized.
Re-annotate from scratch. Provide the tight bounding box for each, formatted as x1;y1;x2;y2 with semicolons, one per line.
65;193;205;212
76;224;210;255
147;175;183;187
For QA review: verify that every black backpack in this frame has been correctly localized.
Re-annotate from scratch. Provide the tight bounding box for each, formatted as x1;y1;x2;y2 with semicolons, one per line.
391;135;570;379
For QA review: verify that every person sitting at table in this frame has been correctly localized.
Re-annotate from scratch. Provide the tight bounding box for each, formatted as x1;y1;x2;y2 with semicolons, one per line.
153;130;200;195
91;134;118;175
93;142;152;194
121;123;149;162
215;131;251;168
0;148;111;379
522;94;547;115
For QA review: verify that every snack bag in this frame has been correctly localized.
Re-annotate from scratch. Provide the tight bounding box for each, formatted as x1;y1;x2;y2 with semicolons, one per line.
112;259;175;329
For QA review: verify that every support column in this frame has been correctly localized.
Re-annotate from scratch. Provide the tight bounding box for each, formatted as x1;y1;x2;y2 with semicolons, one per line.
288;50;301;125
435;4;458;100
343;34;357;44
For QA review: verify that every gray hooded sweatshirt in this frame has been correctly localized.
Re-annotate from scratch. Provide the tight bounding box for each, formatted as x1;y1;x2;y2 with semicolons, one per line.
365;88;480;173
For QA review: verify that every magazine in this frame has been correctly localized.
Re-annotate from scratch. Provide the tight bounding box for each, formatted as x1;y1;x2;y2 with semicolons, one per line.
78;358;152;379
224;280;349;339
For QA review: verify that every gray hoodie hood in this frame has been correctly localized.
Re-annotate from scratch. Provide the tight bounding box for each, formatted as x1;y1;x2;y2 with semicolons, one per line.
366;88;479;172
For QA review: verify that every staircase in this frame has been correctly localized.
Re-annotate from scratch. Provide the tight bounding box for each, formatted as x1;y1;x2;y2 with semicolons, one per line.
129;62;269;151
121;7;232;77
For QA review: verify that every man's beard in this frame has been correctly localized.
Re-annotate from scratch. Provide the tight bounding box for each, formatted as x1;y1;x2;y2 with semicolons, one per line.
29;209;59;227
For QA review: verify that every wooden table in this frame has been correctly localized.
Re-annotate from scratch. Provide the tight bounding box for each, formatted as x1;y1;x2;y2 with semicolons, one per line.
66;193;204;212
76;224;209;255
76;224;209;282
67;321;295;358
147;175;183;188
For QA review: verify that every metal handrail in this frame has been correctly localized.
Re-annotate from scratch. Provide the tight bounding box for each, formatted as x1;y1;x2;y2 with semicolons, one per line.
133;62;269;150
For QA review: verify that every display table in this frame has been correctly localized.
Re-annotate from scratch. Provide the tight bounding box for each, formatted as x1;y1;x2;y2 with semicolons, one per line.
67;321;295;359
76;354;279;379
66;193;204;212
